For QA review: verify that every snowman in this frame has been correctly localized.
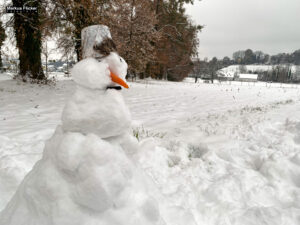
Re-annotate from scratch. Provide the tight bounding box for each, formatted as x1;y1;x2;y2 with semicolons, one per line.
0;25;164;225
62;25;131;140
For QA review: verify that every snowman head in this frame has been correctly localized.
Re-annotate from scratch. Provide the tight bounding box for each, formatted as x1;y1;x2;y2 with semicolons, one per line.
102;52;128;89
71;51;129;90
93;38;129;89
72;25;129;90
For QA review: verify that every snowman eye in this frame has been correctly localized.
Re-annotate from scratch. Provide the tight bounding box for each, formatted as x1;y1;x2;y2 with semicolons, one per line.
120;58;122;62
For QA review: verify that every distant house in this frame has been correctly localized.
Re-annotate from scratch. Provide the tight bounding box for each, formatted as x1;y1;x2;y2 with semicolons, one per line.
236;74;258;82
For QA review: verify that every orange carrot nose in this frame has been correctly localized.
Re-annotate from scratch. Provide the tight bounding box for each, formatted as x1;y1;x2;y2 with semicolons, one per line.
110;71;129;89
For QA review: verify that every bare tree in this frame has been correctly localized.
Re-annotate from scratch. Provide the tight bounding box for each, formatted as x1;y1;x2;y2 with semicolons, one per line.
107;0;159;75
49;0;107;61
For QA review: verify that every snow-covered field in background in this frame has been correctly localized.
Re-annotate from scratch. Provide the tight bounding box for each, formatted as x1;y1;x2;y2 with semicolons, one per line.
1;74;300;224
221;64;300;73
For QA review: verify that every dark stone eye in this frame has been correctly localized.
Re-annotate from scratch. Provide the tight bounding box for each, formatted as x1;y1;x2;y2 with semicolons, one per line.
120;58;122;62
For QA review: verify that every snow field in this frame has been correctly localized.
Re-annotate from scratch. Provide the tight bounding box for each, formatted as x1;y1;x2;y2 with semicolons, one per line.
1;74;300;224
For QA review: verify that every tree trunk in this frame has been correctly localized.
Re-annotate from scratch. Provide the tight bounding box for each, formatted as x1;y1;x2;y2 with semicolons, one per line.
0;52;2;70
45;42;48;76
74;29;81;62
129;0;135;43
66;55;69;76
45;54;48;76
0;21;6;70
13;0;45;81
155;0;160;15
73;0;93;62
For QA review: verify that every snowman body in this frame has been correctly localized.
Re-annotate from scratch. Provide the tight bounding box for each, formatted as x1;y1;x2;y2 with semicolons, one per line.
62;56;131;139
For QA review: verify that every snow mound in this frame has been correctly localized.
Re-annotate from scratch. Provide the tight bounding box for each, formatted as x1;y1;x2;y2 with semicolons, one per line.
0;127;163;225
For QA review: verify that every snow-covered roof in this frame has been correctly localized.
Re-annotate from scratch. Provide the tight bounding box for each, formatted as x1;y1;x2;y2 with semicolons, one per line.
239;74;258;79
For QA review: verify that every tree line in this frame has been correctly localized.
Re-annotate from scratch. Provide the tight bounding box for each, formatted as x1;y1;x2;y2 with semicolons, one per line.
232;49;300;65
192;48;300;83
0;0;202;83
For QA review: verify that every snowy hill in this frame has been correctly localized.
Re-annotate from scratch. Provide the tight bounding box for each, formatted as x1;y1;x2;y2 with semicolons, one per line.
220;64;300;74
1;74;300;224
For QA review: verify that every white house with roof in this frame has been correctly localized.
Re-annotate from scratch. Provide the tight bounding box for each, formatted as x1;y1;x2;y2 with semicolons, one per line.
236;73;258;82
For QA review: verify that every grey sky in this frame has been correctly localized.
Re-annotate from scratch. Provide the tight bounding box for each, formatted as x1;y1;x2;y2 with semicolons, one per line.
185;0;300;60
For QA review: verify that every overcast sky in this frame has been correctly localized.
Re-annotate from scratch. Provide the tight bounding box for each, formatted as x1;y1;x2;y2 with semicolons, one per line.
185;0;300;60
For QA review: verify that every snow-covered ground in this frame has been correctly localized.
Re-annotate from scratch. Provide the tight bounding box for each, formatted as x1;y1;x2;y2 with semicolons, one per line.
1;74;300;224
